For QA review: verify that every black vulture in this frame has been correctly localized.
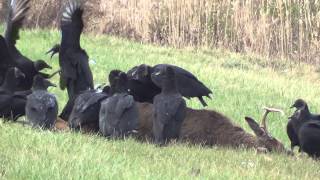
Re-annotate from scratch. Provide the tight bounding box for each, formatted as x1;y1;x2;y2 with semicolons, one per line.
68;87;110;131
126;65;161;103
26;75;58;129
59;95;77;121
46;44;60;59
127;64;212;106
108;69;122;95
47;0;94;99
4;0;52;91
298;120;320;158
59;71;114;121
152;66;186;145
290;99;320;120
0;35;14;84
59;86;110;121
287;99;320;151
99;71;139;138
286;120;300;152
59;86;111;122
0;67;27;121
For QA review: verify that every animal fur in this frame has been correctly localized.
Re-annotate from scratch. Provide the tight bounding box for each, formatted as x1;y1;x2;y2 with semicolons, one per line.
55;102;287;152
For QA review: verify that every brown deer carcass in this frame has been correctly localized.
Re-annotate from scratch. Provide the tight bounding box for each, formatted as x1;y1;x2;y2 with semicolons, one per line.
55;102;289;153
136;103;289;153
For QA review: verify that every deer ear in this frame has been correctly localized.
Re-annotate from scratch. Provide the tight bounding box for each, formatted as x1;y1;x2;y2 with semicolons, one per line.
245;117;265;137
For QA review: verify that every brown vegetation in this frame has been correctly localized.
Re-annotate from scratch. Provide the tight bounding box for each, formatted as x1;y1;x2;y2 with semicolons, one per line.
1;0;319;63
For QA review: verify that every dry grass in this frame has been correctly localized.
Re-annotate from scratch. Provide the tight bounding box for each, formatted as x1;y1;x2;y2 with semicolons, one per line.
0;0;320;63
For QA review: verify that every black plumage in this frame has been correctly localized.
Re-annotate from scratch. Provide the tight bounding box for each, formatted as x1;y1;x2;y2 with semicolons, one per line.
287;99;320;151
59;66;113;122
298;120;320;158
127;64;212;106
152;66;186;145
59;86;110;122
290;99;320;120
99;71;139;138
50;0;94;99
68;88;110;131
4;0;52;90
108;69;122;95
59;95;77;121
26;75;58;129
0;35;14;84
127;65;161;103
0;67;27;121
286;120;300;151
152;64;212;106
46;44;60;59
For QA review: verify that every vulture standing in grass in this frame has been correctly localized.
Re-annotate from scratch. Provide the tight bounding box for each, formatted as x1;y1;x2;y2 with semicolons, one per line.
26;75;58;129
4;0;52;91
127;64;212;106
0;67;27;121
99;71;139;138
298;120;320;158
287;99;320;151
47;0;94;99
286;120;300;152
152;66;186;145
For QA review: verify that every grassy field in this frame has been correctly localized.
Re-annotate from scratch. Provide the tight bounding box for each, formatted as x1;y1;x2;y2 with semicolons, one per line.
1;28;320;179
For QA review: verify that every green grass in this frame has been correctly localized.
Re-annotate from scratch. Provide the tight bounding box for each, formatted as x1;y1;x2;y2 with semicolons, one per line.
1;28;320;179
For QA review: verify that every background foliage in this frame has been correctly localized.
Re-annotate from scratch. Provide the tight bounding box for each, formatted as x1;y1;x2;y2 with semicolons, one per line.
1;0;319;63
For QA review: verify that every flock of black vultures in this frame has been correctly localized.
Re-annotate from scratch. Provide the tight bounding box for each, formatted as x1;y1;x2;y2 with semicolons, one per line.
1;0;320;160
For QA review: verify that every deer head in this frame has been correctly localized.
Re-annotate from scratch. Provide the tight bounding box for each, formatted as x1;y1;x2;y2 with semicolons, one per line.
245;107;291;154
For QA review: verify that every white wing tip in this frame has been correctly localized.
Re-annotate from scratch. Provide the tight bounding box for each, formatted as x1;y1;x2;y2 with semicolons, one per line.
61;0;83;22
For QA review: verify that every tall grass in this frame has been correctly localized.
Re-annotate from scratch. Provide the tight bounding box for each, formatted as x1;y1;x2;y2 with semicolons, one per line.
2;0;318;63
98;0;320;63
